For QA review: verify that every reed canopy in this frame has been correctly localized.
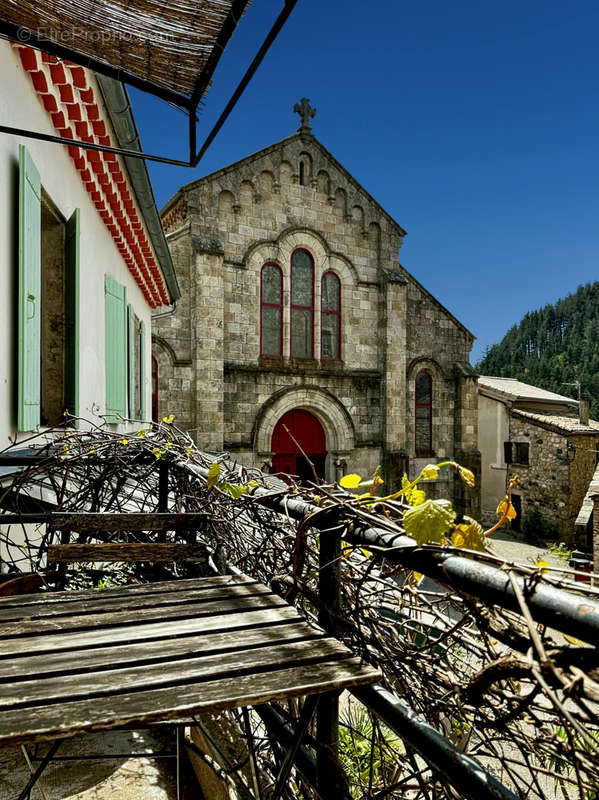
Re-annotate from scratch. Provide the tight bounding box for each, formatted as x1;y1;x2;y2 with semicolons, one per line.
0;0;253;109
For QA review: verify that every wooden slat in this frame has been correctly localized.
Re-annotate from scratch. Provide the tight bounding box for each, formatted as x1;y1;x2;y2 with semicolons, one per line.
0;638;352;710
0;658;381;746
1;592;288;638
0;574;255;610
1;604;303;658
47;542;208;563
0;620;323;681
48;512;210;532
0;579;265;623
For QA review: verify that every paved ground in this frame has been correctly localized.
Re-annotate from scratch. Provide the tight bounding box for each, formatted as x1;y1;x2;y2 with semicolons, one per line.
0;730;189;800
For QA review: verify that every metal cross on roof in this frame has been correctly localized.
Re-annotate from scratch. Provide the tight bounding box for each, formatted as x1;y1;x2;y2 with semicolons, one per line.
294;97;316;132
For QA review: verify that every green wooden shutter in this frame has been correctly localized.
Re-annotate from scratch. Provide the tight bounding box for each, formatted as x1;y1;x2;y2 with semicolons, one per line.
18;145;41;432
104;275;127;421
65;209;80;421
127;303;135;418
139;320;146;420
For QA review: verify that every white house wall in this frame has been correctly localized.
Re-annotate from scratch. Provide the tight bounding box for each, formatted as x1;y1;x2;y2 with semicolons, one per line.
0;41;153;444
478;393;509;524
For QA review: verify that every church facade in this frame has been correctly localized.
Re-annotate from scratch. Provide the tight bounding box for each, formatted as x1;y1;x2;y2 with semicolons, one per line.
154;104;480;511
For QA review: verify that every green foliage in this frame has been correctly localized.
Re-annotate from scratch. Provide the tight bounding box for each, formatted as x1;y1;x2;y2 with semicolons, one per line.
521;509;558;541
549;541;573;561
521;509;559;542
403;499;456;545
339;700;404;798
205;461;258;498
476;282;599;417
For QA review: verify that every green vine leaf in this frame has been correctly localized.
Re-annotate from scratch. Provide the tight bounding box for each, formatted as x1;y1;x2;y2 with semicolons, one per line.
340;473;362;489
207;462;221;489
402;475;426;506
403;499;455;545
451;517;486;552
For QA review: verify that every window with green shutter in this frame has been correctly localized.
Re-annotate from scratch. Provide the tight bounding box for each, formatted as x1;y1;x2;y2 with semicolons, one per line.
18;146;81;430
105;276;127;421
18;145;41;432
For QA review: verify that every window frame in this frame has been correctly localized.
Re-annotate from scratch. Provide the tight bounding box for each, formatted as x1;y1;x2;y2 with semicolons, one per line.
260;262;283;357
320;270;341;361
414;370;433;457
290;248;315;360
504;441;529;466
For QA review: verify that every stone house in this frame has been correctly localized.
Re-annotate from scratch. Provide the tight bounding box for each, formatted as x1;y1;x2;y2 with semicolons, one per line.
154;103;480;512
478;376;599;539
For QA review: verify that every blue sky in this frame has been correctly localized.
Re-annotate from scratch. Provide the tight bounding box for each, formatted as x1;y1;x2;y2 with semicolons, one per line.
130;1;599;363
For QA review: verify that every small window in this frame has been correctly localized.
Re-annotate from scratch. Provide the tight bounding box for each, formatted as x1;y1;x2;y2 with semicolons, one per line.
290;249;314;358
415;371;433;456
321;271;341;360
504;441;529;465
260;263;283;356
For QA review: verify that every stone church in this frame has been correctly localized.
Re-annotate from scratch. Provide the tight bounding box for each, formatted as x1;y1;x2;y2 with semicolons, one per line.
153;101;480;512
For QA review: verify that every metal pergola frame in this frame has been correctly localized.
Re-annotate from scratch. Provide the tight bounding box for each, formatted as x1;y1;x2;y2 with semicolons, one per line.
0;0;299;168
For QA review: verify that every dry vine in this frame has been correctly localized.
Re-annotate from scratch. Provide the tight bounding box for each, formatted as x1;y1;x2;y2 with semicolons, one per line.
0;418;597;800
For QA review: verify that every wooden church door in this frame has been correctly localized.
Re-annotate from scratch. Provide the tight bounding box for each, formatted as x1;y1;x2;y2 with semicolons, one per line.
271;410;327;484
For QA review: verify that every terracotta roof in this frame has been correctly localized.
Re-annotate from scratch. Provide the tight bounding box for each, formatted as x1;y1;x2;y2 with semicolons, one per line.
478;376;578;407
511;408;599;435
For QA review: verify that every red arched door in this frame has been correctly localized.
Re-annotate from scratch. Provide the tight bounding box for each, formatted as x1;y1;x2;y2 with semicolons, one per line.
271;409;327;484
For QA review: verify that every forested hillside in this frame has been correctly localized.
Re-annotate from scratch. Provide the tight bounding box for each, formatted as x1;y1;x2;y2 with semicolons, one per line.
476;283;599;418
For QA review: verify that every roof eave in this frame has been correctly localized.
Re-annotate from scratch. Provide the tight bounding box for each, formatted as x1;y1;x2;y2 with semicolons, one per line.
96;76;181;303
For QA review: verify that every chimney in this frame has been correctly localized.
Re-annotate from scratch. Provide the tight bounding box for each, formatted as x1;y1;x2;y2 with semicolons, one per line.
579;392;590;426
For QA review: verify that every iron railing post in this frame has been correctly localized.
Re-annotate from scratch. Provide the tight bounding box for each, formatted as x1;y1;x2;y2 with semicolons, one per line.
317;524;344;798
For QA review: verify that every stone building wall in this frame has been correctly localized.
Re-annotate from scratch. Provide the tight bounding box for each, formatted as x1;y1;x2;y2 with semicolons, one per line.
509;415;572;537
154;128;479;508
568;432;599;528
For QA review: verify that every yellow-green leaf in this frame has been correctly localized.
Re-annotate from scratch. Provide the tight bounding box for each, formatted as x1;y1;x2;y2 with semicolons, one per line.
451;517;486;552
457;465;475;487
534;559;550;573
496;497;516;520
340;473;362;489
207;462;221;489
563;633;584;647
403;499;456;545
420;464;440;481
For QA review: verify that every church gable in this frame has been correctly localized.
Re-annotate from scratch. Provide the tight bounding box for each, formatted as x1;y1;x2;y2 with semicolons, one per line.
162;129;406;287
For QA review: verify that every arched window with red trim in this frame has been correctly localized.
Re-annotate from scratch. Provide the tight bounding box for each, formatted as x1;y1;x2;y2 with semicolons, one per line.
321;271;341;360
290;249;314;358
260;263;283;356
415;370;433;456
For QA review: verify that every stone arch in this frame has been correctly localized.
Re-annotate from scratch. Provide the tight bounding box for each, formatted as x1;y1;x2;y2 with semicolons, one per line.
218;189;234;215
335;187;348;218
352;204;365;232
298;151;313;186
317;169;331;196
253;386;355;457
259;170;275;196
368;221;381;251
279;160;293;186
239;180;254;207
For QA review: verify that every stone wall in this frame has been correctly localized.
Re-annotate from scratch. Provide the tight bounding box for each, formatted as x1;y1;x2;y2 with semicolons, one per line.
510;415;572;538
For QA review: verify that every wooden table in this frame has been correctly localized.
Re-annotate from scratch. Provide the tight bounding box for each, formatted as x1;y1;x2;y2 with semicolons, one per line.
0;574;379;747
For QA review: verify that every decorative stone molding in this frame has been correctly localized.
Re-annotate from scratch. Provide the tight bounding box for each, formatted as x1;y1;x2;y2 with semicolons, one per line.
253;386;355;454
